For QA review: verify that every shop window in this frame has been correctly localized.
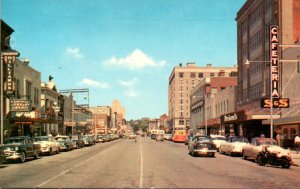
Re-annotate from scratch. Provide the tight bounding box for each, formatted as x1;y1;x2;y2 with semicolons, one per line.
290;128;297;139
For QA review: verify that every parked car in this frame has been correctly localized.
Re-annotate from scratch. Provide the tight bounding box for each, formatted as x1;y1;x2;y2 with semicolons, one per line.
156;134;164;142
82;135;95;146
242;137;292;163
34;135;60;155
0;149;6;165
54;135;74;151
0;136;41;163
210;135;226;151
188;135;216;157
219;136;249;156
163;134;173;141
71;136;85;148
96;135;105;143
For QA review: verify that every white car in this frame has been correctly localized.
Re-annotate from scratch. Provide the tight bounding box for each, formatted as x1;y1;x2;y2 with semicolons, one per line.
242;138;291;161
219;136;249;156
210;135;226;151
34;135;60;155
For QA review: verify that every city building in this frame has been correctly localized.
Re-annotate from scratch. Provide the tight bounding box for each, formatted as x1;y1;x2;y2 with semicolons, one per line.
168;62;237;132
40;79;60;136
111;100;126;132
89;106;111;135
235;0;300;142
73;105;93;135
148;119;159;133
190;77;237;135
62;94;75;136
159;114;169;132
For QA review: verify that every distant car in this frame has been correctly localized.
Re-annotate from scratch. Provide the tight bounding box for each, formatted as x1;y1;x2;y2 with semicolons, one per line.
82;135;95;146
54;135;74;151
242;137;291;161
34;135;60;155
128;133;137;139
219;136;249;156
156;134;164;142
210;135;226;151
188;135;216;157
96;135;105;143
164;134;173;141
71;136;85;148
0;136;41;163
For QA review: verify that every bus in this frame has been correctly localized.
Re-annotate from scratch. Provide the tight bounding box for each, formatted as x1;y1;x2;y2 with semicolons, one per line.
150;130;165;139
172;126;187;142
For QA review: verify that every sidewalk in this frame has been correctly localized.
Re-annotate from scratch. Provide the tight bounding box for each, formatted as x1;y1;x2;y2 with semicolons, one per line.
290;150;300;167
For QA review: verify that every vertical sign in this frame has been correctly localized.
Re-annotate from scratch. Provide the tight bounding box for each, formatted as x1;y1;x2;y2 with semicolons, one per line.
2;51;19;96
270;25;279;98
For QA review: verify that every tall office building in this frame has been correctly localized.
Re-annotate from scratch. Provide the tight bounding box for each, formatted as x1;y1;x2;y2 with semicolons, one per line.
168;63;237;132
235;0;300;140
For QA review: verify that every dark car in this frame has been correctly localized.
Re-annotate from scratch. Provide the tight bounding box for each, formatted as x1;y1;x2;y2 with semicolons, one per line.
0;136;41;163
71;136;85;148
54;135;75;151
188;135;216;157
82;135;95;146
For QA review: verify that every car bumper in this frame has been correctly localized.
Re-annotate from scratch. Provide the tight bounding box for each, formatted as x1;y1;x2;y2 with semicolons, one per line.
4;151;22;160
193;149;216;155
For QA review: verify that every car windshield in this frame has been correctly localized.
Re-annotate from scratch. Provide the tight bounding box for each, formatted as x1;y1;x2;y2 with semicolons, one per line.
212;137;226;140
257;139;278;146
55;137;68;141
35;137;50;142
195;137;211;142
231;137;249;143
4;138;24;144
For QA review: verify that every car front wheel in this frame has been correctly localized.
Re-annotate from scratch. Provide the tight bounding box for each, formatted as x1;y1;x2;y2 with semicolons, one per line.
19;151;26;163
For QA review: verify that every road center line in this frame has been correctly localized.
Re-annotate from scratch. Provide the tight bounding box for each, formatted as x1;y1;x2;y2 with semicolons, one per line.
139;137;144;188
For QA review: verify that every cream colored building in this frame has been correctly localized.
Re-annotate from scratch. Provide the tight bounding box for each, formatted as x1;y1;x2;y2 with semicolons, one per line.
111;100;126;130
168;62;237;132
89;106;111;134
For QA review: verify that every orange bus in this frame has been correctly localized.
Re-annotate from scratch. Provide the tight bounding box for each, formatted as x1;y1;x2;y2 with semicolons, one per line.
172;126;187;142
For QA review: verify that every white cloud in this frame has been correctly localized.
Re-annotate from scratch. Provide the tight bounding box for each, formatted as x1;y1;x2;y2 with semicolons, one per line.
118;77;139;88
124;89;140;97
66;47;84;59
104;49;166;70
79;78;110;89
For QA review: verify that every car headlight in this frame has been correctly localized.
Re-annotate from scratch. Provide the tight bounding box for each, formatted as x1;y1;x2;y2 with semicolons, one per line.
15;146;19;151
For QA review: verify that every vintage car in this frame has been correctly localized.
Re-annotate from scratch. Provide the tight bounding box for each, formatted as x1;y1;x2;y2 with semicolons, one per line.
163;134;173;141
34;135;60;155
54;135;74;151
219;136;249;156
210;135;226;151
96;135;105;143
82;135;95;146
128;133;137;139
242;137;291;162
71;136;85;148
156;134;164;142
0;136;41;163
0;149;7;164
188;135;216;157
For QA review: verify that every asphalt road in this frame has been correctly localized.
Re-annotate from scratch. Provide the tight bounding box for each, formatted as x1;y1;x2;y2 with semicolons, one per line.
0;137;299;188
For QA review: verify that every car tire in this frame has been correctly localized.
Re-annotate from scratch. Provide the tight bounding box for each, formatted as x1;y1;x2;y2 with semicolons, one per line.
34;151;39;159
19;151;26;163
256;155;266;166
242;151;247;160
49;148;53;155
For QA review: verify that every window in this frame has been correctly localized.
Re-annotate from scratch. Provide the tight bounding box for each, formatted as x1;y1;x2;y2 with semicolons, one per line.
198;73;203;78
190;73;196;78
210;73;215;77
25;80;32;100
179;73;184;78
179;120;184;125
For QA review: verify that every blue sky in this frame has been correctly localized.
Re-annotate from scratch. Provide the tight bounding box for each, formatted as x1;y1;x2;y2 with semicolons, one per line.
1;0;246;120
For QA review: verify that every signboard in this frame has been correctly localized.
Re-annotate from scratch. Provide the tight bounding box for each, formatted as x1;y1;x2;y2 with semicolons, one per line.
261;98;290;108
221;111;246;124
270;25;279;98
10;99;31;112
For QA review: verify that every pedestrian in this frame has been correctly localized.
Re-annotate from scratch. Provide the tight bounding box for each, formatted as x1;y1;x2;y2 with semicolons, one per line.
276;133;281;147
294;135;300;154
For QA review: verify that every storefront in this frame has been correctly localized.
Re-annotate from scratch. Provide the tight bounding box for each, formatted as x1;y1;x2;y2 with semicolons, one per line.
221;111;246;137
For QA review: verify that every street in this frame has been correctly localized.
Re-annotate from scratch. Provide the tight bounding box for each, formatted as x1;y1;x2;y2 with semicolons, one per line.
0;137;299;188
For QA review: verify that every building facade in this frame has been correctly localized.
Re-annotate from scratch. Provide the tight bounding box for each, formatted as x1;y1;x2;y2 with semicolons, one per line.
168;62;237;132
89;106;111;135
236;0;300;142
190;77;237;135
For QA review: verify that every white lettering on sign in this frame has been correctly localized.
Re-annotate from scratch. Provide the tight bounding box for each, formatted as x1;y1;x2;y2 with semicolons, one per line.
224;113;238;122
270;25;279;98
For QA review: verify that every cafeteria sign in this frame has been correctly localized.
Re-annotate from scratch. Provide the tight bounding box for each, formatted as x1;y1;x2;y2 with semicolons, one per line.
10;99;31;112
